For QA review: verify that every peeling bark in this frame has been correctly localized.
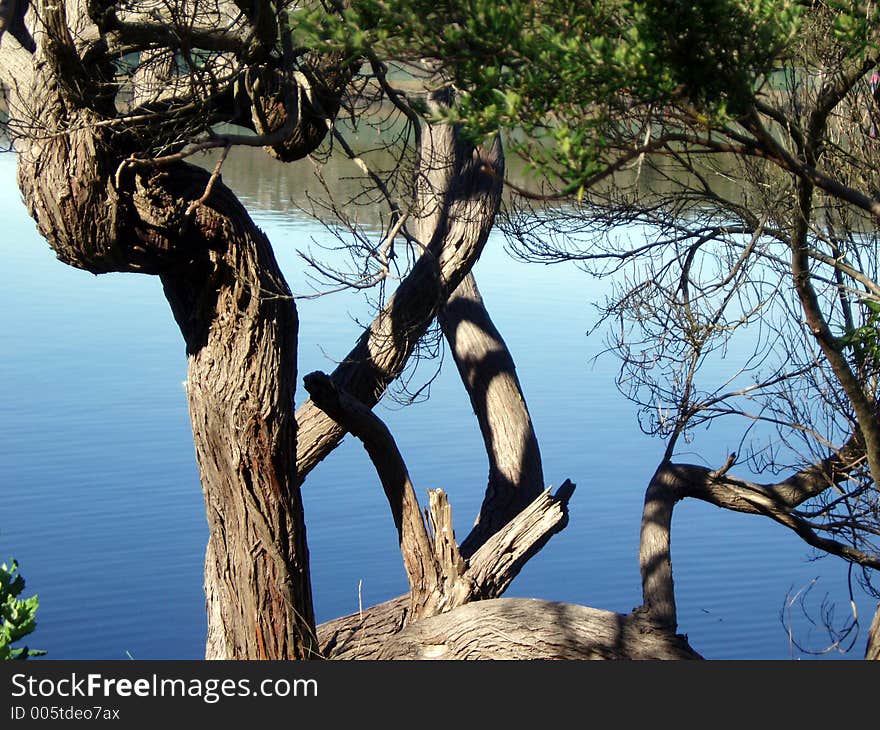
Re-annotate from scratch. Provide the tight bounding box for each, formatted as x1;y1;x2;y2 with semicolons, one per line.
161;179;315;659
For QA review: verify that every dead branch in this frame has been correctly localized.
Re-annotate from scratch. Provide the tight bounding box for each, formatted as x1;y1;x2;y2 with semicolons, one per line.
302;370;448;619
303;370;575;620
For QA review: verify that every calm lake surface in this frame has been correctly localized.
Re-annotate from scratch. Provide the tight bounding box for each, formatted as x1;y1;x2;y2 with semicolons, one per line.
1;148;875;660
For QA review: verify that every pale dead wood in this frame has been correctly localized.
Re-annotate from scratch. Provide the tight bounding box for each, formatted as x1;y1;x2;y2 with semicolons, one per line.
303;371;574;620
319;598;702;660
302;370;447;619
465;481;575;599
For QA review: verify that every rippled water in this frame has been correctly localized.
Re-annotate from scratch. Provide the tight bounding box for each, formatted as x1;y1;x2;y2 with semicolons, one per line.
1;149;875;660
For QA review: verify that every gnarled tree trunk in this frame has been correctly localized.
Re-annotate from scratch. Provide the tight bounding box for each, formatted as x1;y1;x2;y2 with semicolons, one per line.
4;5;319;658
0;1;716;664
161;182;314;659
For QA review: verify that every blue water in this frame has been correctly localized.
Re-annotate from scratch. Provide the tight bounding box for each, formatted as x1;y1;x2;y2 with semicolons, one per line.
1;150;875;660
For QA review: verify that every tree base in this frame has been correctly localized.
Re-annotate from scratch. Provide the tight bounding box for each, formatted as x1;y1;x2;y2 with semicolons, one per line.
318;597;702;660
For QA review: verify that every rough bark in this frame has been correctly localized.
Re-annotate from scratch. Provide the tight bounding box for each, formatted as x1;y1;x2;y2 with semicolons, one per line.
162;180;316;659
294;90;504;486
3;7;324;658
312;473;574;640
464;480;574;598
4;5;608;664
318;598;702;660
20;130;318;657
245;53;354;163
439;273;545;556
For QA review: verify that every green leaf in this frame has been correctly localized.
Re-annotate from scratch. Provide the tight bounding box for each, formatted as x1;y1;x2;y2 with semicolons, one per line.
1;556;44;661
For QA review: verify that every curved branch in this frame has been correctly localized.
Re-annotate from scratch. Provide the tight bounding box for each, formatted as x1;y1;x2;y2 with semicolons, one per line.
745;105;880;220
302;371;447;619
295;96;504;485
640;437;872;630
439;272;545;556
8;5;318;657
97;19;248;55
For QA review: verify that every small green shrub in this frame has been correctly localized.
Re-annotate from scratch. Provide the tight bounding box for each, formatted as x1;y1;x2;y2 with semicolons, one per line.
1;559;45;660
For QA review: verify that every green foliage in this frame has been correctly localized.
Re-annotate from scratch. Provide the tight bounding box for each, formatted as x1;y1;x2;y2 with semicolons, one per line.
841;299;880;365
1;559;45;660
828;1;880;56
636;1;803;110
297;0;805;189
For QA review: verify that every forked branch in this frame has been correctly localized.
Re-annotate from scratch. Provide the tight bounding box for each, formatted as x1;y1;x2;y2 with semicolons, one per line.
640;437;875;630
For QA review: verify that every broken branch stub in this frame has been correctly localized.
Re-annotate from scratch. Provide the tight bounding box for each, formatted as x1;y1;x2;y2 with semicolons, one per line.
302;370;575;621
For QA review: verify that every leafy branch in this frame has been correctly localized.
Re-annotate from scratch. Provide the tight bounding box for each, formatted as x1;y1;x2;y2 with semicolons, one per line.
1;559;45;660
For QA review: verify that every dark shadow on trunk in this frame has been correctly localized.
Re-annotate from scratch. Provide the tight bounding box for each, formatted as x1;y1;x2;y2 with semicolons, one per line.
439;273;545;556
